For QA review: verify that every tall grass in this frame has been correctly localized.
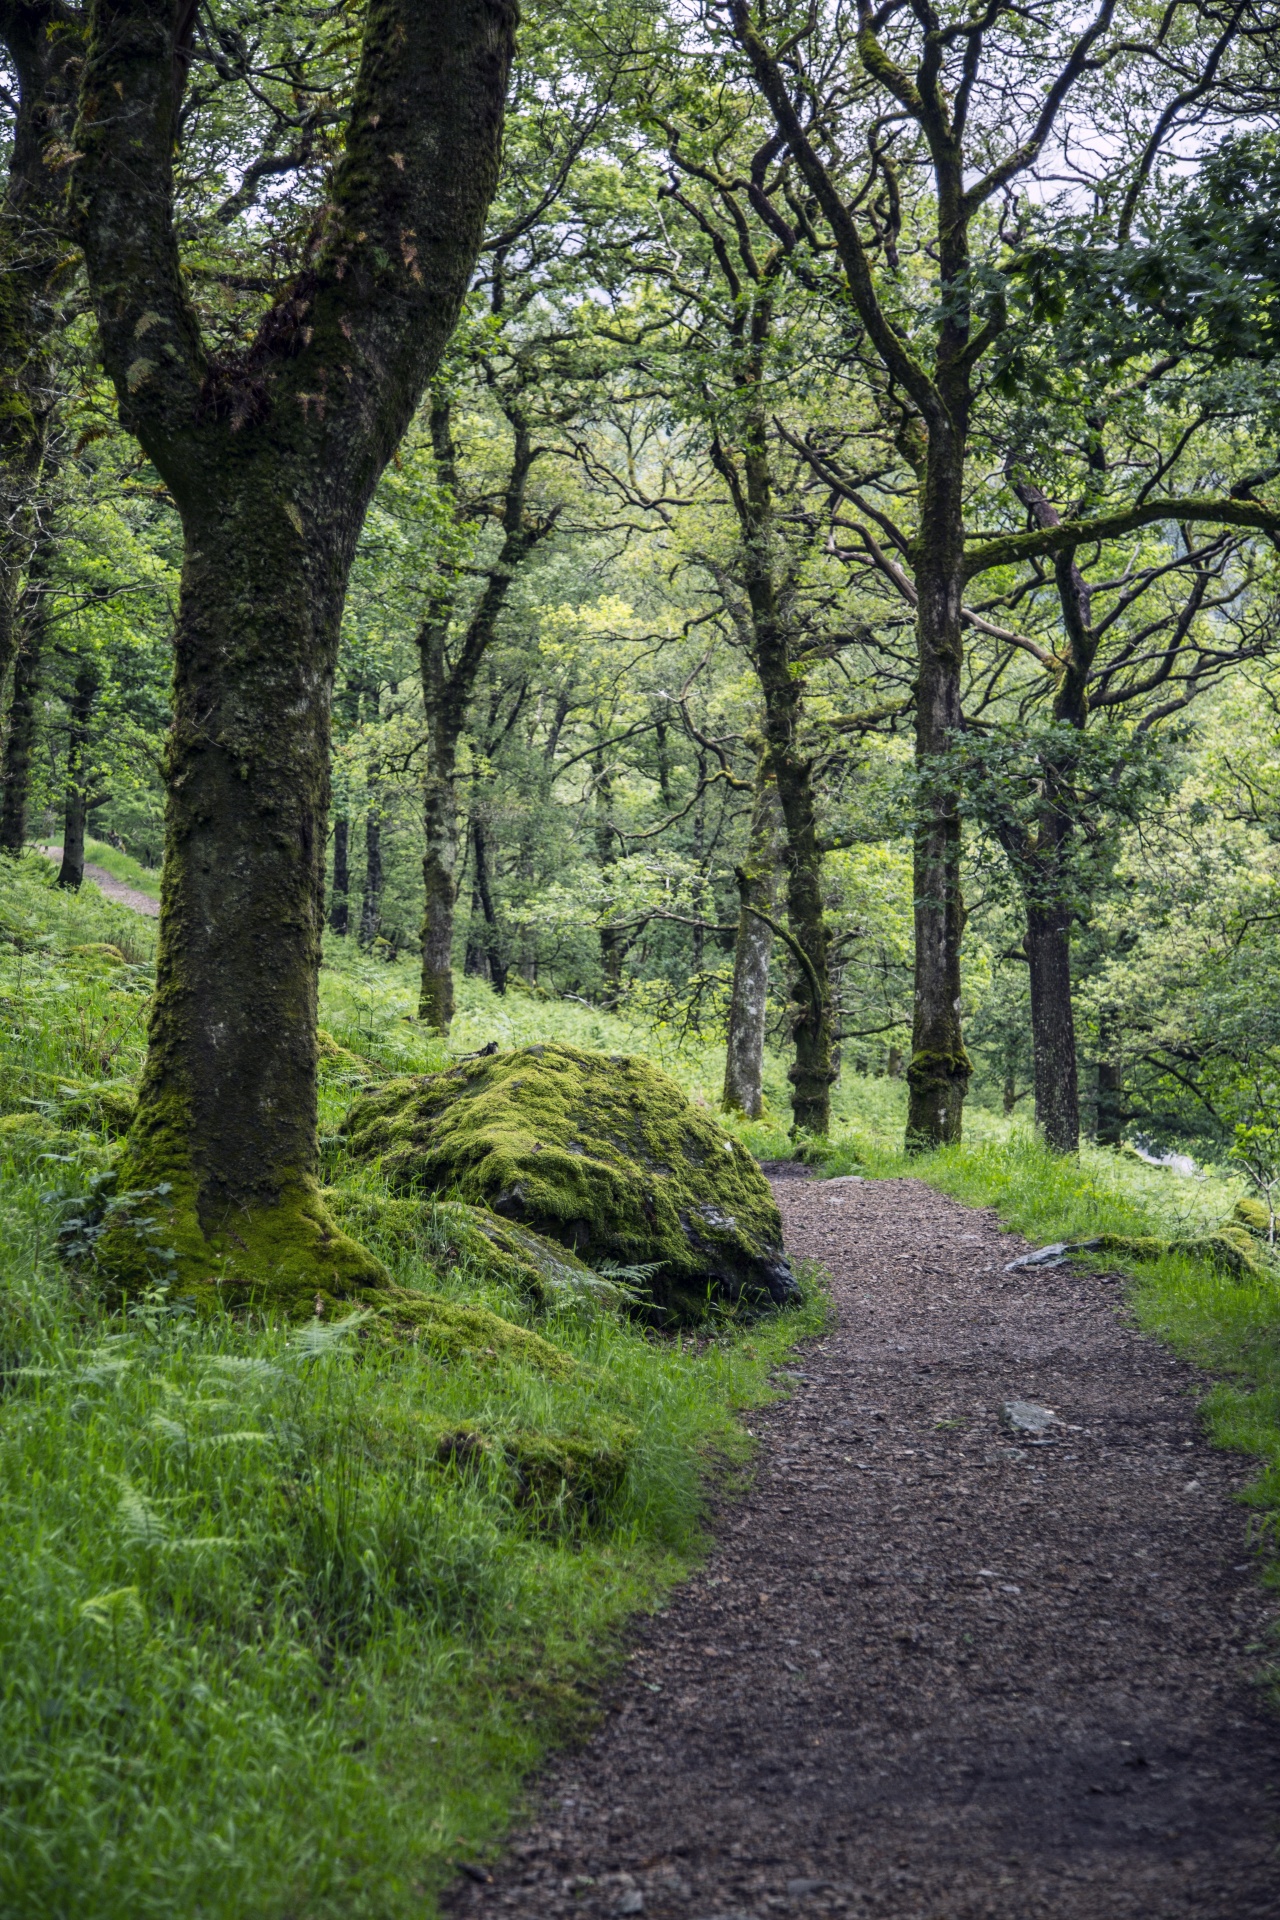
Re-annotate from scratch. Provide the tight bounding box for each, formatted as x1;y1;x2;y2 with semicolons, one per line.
0;859;825;1919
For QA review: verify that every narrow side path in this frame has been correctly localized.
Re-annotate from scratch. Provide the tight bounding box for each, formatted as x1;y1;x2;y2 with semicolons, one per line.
446;1170;1280;1920
37;846;159;917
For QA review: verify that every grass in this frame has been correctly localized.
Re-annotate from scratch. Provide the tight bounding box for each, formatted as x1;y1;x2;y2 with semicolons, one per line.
0;857;826;1920
5;845;1277;1910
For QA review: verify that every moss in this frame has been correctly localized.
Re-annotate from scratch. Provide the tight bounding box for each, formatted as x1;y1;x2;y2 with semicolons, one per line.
51;1082;137;1137
434;1416;634;1522
1231;1196;1273;1238
343;1043;798;1322
325;1186;623;1311
365;1293;574;1374
67;942;128;965
0;1110;110;1173
1094;1225;1274;1280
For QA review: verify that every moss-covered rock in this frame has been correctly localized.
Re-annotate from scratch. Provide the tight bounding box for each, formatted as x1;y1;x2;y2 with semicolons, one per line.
67;942;128;966
1093;1225;1274;1279
322;1187;621;1310
342;1042;798;1322
1231;1196;1274;1239
434;1417;634;1523
368;1293;574;1374
51;1082;137;1137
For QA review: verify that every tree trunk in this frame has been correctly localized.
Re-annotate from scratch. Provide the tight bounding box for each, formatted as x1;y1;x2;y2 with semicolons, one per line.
418;596;462;1027
1096;1009;1125;1146
593;747;624;1008
0;561;47;854
359;748;382;949
0;11;76;695
57;656;98;889
329;814;350;935
471;812;505;993
1025;902;1079;1152
63;0;517;1303
722;760;779;1118
733;439;835;1135
905;422;971;1149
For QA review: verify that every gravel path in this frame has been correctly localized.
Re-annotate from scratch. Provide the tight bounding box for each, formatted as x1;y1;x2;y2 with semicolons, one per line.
38;846;159;917
445;1168;1280;1920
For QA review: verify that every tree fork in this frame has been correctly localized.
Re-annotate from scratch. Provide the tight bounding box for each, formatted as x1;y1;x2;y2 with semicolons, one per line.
64;0;517;1307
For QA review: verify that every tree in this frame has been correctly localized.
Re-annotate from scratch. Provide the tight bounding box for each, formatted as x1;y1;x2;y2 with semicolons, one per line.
57;0;517;1301
727;0;1271;1149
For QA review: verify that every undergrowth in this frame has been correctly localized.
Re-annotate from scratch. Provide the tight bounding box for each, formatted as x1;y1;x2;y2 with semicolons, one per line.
0;855;825;1920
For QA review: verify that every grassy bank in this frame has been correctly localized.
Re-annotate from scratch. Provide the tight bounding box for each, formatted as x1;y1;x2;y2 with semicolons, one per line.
0;857;824;1920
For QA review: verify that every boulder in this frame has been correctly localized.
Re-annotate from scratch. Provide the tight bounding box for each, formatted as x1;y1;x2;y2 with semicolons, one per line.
342;1042;798;1322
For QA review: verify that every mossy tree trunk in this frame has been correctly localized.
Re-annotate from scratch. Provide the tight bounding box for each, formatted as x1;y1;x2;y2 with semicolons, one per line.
732;433;835;1136
57;654;100;890
0;537;51;855
418;393;546;1031
67;0;516;1304
329;813;350;936
722;757;780;1119
0;5;77;697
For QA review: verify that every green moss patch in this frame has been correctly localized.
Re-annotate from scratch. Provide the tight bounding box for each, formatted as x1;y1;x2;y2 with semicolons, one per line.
434;1417;635;1524
343;1043;798;1323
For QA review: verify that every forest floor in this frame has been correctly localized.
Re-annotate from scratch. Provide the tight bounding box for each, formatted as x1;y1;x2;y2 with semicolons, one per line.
444;1167;1280;1920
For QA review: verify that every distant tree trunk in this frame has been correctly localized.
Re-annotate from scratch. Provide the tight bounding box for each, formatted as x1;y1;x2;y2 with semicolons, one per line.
359;742;382;949
593;746;624;1008
722;760;779;1118
417;391;542;1032
1096;1009;1125;1146
887;1045;903;1078
57;656;98;889
1026;894;1080;1153
691;746;707;974
329;814;350;935
0;553;49;854
717;412;836;1136
61;0;516;1299
471;813;505;993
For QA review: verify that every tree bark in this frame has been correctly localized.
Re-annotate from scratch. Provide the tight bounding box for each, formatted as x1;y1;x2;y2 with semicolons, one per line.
1096;1009;1125;1146
57;655;98;889
0;551;48;854
471;811;505;993
905;417;971;1147
722;758;779;1118
64;0;516;1303
0;6;77;694
329;814;350;935
358;735;382;949
418;393;541;1031
1025;901;1080;1152
593;747;624;1008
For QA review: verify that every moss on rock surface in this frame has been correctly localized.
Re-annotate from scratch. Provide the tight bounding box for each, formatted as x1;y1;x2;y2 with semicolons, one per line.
434;1417;635;1524
342;1043;798;1322
326;1187;624;1311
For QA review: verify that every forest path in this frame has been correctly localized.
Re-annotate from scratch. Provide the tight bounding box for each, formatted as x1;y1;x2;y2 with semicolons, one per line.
37;846;159;917
445;1168;1280;1920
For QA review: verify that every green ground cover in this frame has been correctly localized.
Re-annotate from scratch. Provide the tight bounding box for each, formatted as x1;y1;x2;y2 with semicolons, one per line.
0;857;824;1920
3;849;1277;1918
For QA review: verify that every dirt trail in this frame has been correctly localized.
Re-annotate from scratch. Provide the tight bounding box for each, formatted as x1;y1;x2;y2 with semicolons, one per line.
37;846;159;917
446;1169;1280;1920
